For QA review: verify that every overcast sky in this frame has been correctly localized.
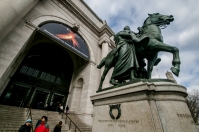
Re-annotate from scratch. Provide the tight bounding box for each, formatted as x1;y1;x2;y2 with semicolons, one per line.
84;0;199;91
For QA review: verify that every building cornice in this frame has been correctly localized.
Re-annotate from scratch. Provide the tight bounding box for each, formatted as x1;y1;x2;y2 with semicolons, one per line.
80;0;103;23
58;0;100;36
100;22;115;37
56;0;115;38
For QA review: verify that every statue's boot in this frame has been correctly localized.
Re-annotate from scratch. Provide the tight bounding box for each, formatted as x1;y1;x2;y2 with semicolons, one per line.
110;79;119;85
134;37;150;48
118;80;126;84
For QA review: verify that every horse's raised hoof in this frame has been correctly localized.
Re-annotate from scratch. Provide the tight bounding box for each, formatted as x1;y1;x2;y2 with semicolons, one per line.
171;67;180;77
110;79;119;86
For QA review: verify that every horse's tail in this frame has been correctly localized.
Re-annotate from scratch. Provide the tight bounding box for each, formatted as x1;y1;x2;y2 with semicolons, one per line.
97;57;106;69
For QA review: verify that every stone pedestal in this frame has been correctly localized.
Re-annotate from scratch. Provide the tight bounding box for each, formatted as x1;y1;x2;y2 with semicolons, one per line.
90;81;198;132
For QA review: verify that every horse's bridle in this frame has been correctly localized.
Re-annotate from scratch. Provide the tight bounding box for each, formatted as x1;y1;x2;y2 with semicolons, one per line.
142;16;169;29
136;16;169;37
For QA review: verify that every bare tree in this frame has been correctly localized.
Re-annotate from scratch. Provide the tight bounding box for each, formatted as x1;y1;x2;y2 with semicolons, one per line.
187;89;199;123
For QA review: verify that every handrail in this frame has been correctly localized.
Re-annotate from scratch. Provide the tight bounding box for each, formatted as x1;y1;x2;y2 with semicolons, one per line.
19;100;23;107
26;104;34;132
62;112;81;132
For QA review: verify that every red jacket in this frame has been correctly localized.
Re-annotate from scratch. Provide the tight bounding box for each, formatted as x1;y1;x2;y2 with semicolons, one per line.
34;121;49;132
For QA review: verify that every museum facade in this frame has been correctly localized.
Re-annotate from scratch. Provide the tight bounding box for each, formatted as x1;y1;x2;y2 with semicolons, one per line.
0;0;115;125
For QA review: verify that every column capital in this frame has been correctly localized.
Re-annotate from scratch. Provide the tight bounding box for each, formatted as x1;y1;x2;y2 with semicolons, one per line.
98;38;110;45
99;33;110;45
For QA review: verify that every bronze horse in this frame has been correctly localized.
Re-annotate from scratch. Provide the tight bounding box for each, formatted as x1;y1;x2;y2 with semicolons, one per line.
137;13;180;79
97;13;180;90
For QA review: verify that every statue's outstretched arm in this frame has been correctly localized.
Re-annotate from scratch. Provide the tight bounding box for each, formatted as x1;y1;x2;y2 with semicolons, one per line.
129;32;140;43
116;31;131;37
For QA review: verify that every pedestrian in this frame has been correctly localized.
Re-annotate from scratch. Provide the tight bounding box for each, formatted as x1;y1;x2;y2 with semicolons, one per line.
59;104;63;114
34;116;49;132
66;105;69;114
38;101;43;110
56;102;60;112
53;121;62;132
18;119;32;132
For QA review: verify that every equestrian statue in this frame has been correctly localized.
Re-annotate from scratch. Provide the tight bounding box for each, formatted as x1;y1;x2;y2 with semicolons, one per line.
97;13;181;91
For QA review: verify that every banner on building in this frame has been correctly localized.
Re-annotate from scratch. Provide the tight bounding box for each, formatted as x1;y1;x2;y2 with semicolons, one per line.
39;23;90;60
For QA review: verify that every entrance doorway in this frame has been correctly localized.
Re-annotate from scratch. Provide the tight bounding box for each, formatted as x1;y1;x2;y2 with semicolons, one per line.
31;91;48;109
1;85;29;107
1;43;74;109
53;95;64;105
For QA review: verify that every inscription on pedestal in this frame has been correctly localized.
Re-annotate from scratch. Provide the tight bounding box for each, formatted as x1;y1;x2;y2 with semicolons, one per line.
98;119;139;128
177;114;192;118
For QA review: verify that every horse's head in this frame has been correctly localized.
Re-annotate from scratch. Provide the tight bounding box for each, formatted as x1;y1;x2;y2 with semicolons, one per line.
144;13;174;27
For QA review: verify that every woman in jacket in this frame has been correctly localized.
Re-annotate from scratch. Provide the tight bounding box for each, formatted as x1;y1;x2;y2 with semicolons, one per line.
54;121;62;132
34;116;49;132
18;119;32;132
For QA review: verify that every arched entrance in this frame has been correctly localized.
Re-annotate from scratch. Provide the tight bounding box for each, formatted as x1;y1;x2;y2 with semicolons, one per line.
1;43;74;109
0;21;91;112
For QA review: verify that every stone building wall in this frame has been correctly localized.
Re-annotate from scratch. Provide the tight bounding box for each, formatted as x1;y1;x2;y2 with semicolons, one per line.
0;0;115;126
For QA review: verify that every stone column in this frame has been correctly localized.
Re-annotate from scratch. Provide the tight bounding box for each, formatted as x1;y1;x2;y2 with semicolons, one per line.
0;0;36;34
100;40;110;88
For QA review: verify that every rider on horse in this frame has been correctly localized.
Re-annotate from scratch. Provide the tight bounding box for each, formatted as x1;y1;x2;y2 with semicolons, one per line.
110;26;149;85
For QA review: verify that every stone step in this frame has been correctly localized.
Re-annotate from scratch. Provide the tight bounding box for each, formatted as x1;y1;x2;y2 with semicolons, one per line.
0;111;26;114
0;105;91;132
0;128;69;132
0;120;27;122
0;126;68;130
0;113;26;116
0;127;69;130
0;109;26;111
0;105;26;110
0;110;26;114
0;121;26;124
32;115;63;119
0;127;70;132
0;130;71;132
32;119;65;122
0;116;26;119
0;129;70;132
0;123;68;127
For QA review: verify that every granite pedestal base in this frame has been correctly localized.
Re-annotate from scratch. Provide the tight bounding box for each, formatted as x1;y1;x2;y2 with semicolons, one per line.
90;81;198;132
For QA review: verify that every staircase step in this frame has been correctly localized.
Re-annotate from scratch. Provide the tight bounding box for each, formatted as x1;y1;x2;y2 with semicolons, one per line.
0;105;92;132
